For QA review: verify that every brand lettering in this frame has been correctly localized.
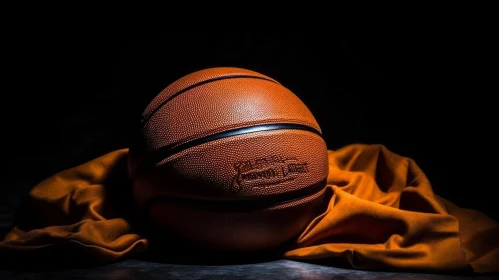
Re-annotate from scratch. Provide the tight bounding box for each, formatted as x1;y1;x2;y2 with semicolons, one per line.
231;155;310;192
282;163;309;176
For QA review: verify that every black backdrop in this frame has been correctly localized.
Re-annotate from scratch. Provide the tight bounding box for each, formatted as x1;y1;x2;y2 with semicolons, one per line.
2;30;497;238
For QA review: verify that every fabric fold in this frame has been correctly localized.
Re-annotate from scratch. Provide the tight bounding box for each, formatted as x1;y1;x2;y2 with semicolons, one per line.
1;144;497;273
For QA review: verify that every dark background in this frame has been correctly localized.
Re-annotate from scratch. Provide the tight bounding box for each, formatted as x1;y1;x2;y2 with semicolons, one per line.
1;29;497;238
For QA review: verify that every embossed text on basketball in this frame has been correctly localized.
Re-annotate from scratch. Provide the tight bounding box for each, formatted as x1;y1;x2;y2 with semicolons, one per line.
231;155;310;192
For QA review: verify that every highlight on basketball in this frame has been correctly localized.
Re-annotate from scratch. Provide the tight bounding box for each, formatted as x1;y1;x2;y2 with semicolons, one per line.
128;67;329;252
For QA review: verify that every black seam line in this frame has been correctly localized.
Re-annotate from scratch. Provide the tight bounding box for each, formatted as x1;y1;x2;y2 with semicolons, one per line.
140;75;279;126
141;178;328;212
132;123;323;178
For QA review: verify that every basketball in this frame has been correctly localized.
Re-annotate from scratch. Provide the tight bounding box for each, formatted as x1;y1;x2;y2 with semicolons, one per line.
128;67;329;253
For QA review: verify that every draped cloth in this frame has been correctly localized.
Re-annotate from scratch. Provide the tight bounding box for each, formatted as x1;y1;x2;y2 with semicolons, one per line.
1;144;497;273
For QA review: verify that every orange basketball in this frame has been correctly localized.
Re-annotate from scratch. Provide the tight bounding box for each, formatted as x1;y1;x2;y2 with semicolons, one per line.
128;67;329;253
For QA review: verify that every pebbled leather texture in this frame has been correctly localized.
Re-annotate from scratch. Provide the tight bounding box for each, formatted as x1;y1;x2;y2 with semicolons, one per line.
129;67;329;252
140;67;279;123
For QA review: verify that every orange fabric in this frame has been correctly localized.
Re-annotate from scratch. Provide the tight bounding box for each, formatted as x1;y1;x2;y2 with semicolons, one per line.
0;149;148;266
284;145;499;273
1;144;498;273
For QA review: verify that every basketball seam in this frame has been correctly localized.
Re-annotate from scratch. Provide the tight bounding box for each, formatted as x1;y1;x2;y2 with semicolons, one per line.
140;177;328;212
151;118;322;153
141;75;279;127
131;123;323;178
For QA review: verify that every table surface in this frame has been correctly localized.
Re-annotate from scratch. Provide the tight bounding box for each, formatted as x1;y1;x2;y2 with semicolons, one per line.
1;259;497;280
